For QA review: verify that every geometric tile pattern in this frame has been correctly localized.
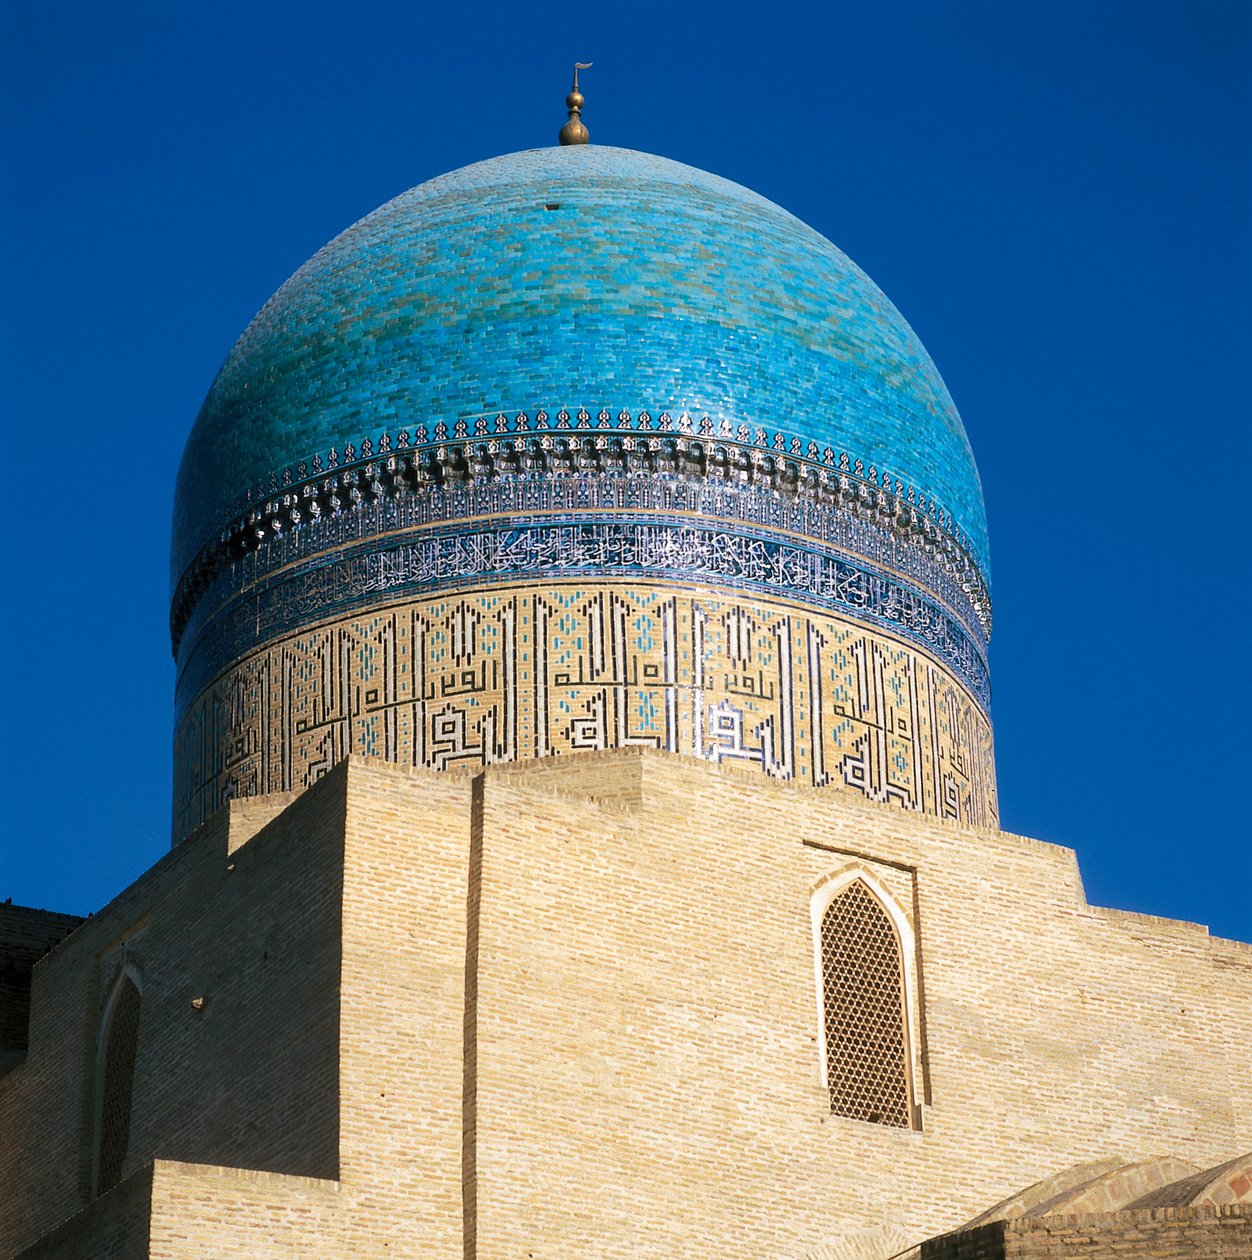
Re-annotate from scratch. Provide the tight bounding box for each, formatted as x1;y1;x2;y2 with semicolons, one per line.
820;880;913;1128
173;582;997;839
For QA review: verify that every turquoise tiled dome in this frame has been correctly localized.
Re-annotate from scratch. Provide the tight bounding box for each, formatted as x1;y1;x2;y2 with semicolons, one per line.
172;146;988;588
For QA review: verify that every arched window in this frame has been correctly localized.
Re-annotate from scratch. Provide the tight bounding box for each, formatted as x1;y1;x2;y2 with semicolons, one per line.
815;876;915;1128
93;966;142;1195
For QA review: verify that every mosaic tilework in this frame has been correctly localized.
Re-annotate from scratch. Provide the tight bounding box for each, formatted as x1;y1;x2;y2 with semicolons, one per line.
173;147;989;587
171;435;990;657
175;512;991;721
172;583;997;839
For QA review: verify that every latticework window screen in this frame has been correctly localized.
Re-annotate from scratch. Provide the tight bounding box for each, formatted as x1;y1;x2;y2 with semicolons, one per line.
97;976;141;1194
819;880;914;1128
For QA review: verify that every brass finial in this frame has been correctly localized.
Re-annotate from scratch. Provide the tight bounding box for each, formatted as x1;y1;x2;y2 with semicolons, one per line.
559;62;593;146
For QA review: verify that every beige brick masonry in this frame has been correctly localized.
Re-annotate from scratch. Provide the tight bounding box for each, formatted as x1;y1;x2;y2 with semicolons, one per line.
4;750;1249;1259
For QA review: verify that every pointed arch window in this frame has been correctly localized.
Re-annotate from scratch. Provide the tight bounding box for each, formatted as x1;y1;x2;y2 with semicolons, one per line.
814;876;916;1129
93;966;142;1195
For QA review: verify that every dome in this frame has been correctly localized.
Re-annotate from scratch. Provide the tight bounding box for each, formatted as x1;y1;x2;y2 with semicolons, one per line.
172;146;988;593
169;144;998;842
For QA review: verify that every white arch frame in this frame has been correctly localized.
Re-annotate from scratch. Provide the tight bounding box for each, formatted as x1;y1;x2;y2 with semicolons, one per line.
809;865;920;1125
90;961;144;1197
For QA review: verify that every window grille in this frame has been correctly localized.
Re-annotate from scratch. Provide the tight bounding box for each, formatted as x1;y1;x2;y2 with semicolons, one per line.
819;879;913;1127
97;975;141;1194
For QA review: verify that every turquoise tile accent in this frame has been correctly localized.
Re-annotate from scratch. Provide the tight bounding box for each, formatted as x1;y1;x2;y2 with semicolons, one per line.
173;146;988;589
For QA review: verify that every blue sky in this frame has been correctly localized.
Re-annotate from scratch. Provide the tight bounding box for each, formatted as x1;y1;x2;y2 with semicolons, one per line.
2;0;1249;941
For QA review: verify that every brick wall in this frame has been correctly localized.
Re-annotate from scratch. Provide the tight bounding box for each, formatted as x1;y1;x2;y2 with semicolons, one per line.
14;1164;152;1260
447;751;1252;1256
335;761;475;1255
921;1221;1007;1260
0;770;347;1256
921;1207;1252;1258
146;1162;345;1259
4;750;1250;1258
0;904;84;1076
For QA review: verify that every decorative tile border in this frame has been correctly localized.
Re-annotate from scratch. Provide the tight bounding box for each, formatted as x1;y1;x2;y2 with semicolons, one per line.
172;420;991;653
177;513;991;719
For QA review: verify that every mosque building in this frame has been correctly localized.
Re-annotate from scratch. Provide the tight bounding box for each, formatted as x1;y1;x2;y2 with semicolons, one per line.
2;76;1249;1259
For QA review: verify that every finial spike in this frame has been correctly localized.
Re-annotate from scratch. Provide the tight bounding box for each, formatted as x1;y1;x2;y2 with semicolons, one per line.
559;61;592;146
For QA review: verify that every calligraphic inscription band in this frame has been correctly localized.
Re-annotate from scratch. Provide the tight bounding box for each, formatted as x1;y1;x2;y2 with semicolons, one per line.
173;582;997;839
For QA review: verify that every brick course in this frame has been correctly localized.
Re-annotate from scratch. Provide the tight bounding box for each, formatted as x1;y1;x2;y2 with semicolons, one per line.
921;1206;1252;1258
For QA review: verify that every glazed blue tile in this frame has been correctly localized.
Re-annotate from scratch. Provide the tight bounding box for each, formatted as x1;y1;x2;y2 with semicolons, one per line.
173;147;988;587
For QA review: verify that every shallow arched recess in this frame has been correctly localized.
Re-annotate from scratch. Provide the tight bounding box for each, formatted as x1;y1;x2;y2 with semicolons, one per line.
91;962;143;1197
810;865;922;1129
